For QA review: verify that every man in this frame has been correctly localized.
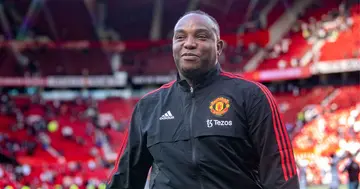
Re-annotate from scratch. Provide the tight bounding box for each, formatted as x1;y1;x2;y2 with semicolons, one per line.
296;159;308;189
107;10;299;189
342;150;360;189
329;152;348;189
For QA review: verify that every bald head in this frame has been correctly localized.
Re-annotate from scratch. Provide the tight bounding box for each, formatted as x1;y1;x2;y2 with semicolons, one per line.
174;10;220;39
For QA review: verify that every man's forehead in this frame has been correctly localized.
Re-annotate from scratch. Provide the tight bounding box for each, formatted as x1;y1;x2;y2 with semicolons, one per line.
174;14;216;32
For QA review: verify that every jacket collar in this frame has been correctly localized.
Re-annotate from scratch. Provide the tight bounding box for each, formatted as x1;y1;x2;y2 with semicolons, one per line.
177;63;221;92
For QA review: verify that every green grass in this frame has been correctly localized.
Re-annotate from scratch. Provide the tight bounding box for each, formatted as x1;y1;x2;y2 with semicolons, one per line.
308;185;347;189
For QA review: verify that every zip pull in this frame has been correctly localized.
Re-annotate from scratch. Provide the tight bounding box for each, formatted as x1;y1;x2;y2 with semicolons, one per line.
190;87;195;97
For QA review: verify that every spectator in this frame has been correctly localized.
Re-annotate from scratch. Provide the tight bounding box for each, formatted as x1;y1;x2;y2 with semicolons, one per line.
86;122;94;136
291;58;299;67
38;133;51;149
342;150;360;189
302;23;311;39
68;162;80;174
61;126;74;140
22;164;31;177
329;152;348;189
88;160;96;171
24;141;36;156
297;159;308;189
89;147;99;157
278;59;287;69
0;166;4;178
248;42;258;53
62;176;72;188
74;176;83;187
281;39;290;53
75;136;85;146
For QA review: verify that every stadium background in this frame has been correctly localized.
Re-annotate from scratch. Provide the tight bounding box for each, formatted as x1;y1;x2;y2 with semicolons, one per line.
0;0;359;188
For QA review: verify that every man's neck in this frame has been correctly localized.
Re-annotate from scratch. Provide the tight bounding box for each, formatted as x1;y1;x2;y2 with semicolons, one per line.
179;73;193;87
178;63;220;88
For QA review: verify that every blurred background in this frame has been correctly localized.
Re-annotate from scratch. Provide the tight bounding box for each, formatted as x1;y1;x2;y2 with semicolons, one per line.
0;0;359;188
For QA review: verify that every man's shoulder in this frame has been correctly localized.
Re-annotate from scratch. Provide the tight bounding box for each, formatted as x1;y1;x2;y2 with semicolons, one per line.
219;71;267;94
138;80;176;104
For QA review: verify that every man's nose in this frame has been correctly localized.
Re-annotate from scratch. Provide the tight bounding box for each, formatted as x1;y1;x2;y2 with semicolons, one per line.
184;36;196;49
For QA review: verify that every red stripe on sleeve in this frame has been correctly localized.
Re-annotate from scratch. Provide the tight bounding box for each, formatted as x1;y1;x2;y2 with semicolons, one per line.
255;83;295;179
250;80;297;177
270;97;297;175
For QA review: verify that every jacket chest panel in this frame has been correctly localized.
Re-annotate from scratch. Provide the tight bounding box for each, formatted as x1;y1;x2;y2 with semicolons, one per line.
145;90;249;147
191;92;249;140
145;95;189;147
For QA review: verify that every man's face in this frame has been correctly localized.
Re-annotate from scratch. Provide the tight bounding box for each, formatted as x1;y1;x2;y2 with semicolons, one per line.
172;14;223;80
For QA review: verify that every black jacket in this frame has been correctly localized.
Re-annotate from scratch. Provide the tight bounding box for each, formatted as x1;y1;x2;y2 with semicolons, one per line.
107;64;299;189
343;160;360;182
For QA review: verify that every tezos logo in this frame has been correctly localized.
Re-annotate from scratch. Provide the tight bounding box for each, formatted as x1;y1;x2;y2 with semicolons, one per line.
206;119;232;128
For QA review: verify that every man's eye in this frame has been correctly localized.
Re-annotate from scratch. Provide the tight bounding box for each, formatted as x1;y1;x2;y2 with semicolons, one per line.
197;35;208;39
175;35;185;39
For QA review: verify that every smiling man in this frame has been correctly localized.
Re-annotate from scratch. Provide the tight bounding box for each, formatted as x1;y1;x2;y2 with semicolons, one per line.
172;11;222;84
107;10;299;189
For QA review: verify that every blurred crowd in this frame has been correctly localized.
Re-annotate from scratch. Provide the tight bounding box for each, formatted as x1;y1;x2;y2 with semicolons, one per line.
263;0;358;69
292;91;360;187
0;92;126;189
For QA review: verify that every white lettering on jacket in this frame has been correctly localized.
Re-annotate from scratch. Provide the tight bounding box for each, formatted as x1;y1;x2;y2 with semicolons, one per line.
206;119;232;128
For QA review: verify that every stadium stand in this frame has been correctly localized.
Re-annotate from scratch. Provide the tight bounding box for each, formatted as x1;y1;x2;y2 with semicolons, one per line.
319;16;360;61
0;94;129;188
275;86;334;126
255;0;354;71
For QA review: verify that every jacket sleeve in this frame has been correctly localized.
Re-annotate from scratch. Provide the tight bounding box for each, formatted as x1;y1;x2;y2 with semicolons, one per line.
246;84;299;189
107;103;153;189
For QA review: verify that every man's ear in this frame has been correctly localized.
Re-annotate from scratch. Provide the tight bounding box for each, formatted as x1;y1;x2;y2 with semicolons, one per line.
217;39;225;56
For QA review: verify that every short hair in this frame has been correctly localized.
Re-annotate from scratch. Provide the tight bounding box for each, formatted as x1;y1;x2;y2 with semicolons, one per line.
176;10;220;39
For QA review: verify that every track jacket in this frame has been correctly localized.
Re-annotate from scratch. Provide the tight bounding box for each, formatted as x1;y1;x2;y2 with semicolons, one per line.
107;63;299;189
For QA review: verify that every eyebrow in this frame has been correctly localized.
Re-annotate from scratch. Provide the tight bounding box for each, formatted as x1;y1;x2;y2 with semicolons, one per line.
174;28;212;34
174;27;219;40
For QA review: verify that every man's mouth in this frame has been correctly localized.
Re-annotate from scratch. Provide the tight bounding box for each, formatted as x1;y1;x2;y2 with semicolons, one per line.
181;53;198;57
181;53;199;61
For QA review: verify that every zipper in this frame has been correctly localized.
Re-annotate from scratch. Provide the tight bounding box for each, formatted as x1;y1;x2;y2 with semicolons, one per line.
189;87;204;189
189;87;196;167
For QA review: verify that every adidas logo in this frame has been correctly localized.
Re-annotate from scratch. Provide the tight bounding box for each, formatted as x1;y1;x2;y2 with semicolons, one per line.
159;111;174;120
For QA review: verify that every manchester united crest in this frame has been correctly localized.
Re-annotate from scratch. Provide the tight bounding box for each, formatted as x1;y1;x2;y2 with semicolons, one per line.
209;97;230;116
